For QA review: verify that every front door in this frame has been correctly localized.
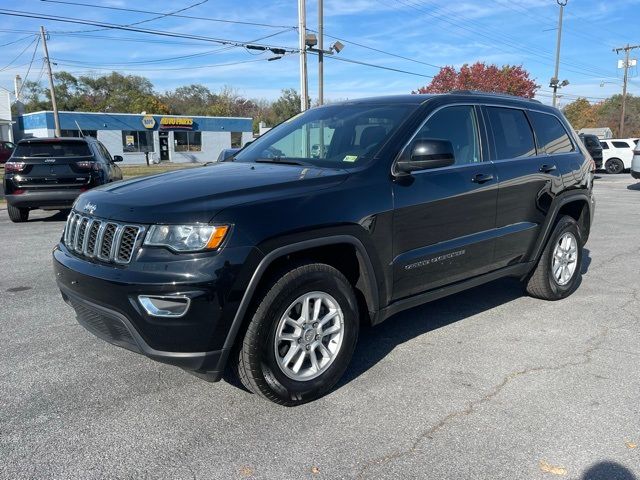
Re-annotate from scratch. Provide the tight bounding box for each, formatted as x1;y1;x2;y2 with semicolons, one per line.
391;104;499;300
159;132;170;162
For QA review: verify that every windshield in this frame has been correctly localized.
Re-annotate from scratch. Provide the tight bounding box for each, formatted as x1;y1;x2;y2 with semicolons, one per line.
234;103;416;168
13;141;92;158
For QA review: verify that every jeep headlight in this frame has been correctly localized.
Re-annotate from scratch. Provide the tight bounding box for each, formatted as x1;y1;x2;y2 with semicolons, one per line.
144;225;229;252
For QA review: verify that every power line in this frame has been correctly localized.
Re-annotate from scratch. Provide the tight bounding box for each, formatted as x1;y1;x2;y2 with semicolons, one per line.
0;36;38;72
41;0;296;30
53;0;209;34
0;33;36;47
381;0;618;81
52;56;285;73
318;53;434;78
0;9;300;53
49;29;293;67
17;36;42;98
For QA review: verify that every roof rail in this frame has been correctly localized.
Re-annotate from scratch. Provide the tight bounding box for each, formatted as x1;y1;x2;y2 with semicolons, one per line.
449;90;542;104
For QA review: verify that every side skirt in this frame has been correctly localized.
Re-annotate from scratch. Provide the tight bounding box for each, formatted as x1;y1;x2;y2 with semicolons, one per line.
374;262;534;325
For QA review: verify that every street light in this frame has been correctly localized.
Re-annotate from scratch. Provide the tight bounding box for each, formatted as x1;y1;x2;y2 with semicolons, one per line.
551;0;568;107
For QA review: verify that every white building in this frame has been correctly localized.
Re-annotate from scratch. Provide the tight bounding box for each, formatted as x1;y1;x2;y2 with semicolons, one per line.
17;111;254;164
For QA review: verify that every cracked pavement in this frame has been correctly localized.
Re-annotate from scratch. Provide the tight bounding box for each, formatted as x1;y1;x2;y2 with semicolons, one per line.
1;175;639;479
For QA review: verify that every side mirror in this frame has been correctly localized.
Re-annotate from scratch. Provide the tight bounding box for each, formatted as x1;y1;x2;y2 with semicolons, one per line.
396;139;455;174
112;155;123;162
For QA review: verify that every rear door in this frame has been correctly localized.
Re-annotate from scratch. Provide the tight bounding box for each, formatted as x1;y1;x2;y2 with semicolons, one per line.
391;104;499;300
10;140;93;190
485;106;567;267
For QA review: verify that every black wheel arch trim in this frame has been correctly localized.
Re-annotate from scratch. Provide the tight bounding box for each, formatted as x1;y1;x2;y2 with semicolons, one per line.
527;190;593;263
216;234;381;374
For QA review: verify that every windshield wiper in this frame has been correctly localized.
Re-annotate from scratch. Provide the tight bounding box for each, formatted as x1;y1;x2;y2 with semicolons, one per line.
254;157;308;166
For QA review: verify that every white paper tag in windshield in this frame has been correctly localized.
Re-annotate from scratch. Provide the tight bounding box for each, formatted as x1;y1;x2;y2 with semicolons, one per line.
343;155;358;163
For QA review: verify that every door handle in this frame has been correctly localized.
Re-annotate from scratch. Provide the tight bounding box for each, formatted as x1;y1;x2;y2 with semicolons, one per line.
539;164;557;173
471;173;494;184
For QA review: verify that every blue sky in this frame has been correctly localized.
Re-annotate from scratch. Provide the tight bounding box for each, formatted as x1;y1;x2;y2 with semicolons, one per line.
1;0;639;107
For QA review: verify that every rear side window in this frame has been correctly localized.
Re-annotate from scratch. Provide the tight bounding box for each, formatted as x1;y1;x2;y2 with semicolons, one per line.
612;141;631;149
529;112;574;154
585;136;601;148
486;107;536;160
600;142;609;149
13;141;91;158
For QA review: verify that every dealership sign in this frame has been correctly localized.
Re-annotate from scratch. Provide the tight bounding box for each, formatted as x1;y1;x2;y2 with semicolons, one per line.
159;117;194;130
141;115;156;129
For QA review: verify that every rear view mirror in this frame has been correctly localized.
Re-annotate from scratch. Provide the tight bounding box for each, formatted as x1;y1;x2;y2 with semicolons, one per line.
396;139;455;174
113;155;123;162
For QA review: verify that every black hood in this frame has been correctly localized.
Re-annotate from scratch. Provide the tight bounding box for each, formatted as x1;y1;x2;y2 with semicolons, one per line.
74;162;349;224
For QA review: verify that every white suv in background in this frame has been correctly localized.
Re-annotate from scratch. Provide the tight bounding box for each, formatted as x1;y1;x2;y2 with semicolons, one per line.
600;138;639;174
631;141;640;180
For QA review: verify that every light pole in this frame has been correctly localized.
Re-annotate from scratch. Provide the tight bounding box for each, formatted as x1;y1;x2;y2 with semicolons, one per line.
550;0;568;108
298;0;309;111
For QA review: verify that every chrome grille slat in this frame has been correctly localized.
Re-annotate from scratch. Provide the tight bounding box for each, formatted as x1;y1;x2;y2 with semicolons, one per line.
63;213;143;265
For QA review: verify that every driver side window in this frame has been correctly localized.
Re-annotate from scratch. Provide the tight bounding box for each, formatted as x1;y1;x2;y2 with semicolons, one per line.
414;105;481;165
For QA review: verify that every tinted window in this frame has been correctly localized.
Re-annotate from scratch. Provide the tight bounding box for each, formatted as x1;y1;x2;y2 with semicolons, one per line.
600;142;609;149
486;107;536;160
235;104;416;168
529;111;574;154
414;105;480;165
584;136;601;148
612;141;631;149
13;141;91;157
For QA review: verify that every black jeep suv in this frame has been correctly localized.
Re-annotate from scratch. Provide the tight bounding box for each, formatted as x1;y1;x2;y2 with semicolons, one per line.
54;92;594;405
4;137;123;222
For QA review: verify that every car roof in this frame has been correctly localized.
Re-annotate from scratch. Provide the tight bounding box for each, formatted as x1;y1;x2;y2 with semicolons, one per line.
331;91;550;110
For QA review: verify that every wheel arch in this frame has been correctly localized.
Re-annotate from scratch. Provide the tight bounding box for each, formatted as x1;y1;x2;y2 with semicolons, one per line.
216;235;381;372
528;192;593;263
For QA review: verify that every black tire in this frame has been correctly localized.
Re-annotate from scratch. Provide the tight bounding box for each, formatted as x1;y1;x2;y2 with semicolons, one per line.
7;204;29;223
526;215;582;300
235;263;359;406
605;158;624;174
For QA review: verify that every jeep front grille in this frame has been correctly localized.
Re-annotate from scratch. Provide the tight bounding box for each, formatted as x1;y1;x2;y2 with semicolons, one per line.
64;213;144;264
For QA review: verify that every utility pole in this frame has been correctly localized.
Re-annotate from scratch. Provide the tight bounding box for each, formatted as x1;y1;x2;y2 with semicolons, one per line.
40;26;61;137
318;0;324;106
613;43;639;138
551;0;567;108
297;0;309;111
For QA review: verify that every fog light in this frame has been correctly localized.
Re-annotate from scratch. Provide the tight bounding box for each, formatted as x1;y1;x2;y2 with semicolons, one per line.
138;295;190;318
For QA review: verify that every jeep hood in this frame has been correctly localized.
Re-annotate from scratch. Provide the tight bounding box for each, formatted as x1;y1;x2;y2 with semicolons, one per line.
75;162;349;224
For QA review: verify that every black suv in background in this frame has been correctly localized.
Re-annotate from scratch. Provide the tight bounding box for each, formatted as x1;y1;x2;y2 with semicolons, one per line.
54;92;594;405
4;137;123;222
578;133;603;169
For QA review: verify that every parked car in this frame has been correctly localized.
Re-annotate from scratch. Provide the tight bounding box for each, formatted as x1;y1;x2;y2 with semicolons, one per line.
3;137;123;222
54;92;594;405
632;141;640;179
599;138;639;174
578;133;602;169
0;140;15;164
216;147;240;162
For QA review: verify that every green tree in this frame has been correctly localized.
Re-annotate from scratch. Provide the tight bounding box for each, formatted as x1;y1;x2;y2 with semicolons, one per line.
270;88;301;124
563;98;597;130
161;84;216;115
594;94;640;137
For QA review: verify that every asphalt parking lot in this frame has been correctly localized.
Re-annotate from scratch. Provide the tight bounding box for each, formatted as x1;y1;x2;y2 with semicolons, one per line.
1;175;639;480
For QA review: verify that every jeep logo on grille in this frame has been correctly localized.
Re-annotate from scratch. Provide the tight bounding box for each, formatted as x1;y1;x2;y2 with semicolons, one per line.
83;202;97;215
44;158;56;163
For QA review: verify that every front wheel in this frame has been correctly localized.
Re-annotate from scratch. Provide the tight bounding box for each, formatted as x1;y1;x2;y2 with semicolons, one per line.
605;158;625;174
235;263;359;406
526;215;583;300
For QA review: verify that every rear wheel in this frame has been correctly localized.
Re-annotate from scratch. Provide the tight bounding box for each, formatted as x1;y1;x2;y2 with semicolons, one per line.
7;204;29;223
235;263;359;406
605;158;624;174
526;215;582;300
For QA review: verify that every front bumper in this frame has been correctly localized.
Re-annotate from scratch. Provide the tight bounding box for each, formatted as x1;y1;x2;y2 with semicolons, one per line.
6;189;84;209
54;242;259;380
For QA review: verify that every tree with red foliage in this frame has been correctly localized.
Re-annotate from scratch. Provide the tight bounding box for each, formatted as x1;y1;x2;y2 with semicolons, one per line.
414;62;539;98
